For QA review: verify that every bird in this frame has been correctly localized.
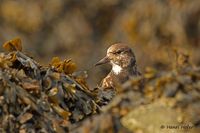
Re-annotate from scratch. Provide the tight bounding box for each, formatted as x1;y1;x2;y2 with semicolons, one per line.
95;43;141;90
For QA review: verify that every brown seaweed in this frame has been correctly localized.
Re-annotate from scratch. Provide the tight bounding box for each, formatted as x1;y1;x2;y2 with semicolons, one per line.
0;39;99;132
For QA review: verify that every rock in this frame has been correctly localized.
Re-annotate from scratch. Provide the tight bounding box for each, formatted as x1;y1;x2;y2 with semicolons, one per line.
121;100;182;133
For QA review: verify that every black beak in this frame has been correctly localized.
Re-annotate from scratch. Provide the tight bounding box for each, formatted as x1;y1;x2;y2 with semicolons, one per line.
95;56;110;66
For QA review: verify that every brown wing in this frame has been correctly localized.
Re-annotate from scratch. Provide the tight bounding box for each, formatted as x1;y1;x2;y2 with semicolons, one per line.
100;74;115;89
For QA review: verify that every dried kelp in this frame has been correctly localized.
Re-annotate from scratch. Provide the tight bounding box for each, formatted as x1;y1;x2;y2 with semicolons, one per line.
0;38;99;132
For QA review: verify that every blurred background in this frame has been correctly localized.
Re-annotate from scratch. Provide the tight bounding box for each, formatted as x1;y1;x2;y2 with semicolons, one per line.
0;0;200;88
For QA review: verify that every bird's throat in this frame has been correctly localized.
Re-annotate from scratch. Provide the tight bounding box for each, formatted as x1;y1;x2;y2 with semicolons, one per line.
112;63;122;75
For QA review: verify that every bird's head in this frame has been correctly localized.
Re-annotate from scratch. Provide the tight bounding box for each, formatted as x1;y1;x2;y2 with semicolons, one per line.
95;43;136;70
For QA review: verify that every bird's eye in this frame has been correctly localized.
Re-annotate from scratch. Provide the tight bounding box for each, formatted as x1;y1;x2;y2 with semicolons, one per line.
115;50;122;54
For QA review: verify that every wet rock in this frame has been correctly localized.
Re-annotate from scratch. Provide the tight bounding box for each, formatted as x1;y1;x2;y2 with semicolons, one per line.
121;101;182;133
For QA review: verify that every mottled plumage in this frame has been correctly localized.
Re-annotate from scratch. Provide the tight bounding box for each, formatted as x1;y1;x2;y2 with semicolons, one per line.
96;43;140;89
